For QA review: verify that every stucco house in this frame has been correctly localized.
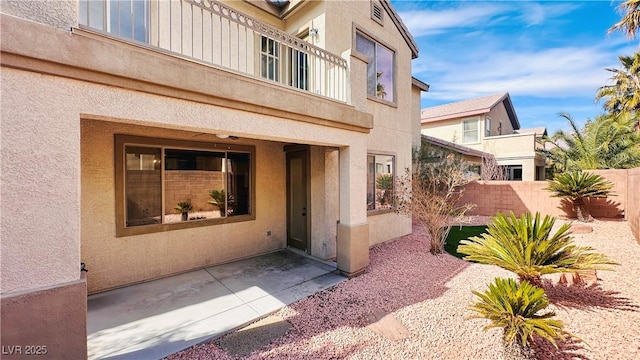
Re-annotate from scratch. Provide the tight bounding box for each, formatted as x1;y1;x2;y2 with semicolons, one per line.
1;0;428;356
420;92;547;181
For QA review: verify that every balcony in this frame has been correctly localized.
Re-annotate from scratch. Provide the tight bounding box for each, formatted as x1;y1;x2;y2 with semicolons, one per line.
482;132;541;158
78;0;348;102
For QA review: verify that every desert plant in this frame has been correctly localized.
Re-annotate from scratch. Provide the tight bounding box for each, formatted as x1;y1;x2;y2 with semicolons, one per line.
208;189;226;216
458;212;618;285
376;174;393;207
544;171;614;222
396;142;476;254
470;278;567;358
174;201;193;221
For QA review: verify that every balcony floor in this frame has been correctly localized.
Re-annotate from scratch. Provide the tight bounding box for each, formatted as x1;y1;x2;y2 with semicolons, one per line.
87;250;345;359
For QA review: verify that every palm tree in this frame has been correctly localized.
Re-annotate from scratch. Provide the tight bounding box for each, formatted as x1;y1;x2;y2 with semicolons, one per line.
545;171;614;222
595;53;640;131
609;0;640;39
538;113;640;172
469;278;567;358
458;212;617;285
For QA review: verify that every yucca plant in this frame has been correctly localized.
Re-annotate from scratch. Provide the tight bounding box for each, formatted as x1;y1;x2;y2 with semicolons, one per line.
470;278;567;359
544;171;614;222
458;212;617;285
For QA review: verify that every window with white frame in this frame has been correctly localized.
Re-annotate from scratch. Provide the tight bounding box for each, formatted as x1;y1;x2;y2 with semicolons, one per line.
463;120;479;143
116;135;254;236
79;0;149;42
355;32;395;102
367;154;395;211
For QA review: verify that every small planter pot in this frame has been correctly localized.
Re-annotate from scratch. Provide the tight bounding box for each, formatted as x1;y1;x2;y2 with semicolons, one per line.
181;212;189;221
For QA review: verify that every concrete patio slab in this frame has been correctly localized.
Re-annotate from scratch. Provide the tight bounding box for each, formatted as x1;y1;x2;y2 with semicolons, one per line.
87;250;345;360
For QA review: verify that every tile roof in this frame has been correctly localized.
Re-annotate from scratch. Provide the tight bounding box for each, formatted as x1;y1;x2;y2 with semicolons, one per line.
421;92;520;130
421;93;508;121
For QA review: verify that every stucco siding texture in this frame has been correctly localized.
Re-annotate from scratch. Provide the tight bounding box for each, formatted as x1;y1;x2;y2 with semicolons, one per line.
0;67;377;293
81;120;285;293
1;72;81;294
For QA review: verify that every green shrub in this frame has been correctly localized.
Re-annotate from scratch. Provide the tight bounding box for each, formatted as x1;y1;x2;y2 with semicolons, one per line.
458;212;617;285
470;278;567;351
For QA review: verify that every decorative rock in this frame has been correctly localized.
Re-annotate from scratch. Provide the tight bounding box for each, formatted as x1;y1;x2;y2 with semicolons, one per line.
570;223;594;234
366;309;410;340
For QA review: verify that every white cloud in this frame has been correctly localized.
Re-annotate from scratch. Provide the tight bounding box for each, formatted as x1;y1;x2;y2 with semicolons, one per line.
518;2;579;27
398;4;509;37
417;44;621;102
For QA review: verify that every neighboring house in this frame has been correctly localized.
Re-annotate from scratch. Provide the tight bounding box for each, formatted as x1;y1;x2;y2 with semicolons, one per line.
420;92;547;181
1;0;428;356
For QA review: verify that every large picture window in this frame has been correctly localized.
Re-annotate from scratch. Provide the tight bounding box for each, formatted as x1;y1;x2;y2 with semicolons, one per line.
367;154;395;211
355;32;395;102
116;135;254;236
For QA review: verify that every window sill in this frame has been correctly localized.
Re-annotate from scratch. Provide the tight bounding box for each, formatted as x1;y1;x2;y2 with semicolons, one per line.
367;95;397;108
116;213;256;237
367;208;396;216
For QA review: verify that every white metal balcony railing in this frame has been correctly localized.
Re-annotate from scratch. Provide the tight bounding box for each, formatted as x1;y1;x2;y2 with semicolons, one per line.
78;0;348;102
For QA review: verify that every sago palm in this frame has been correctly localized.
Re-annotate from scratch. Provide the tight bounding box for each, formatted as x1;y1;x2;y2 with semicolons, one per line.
545;171;614;222
458;212;617;285
470;278;567;358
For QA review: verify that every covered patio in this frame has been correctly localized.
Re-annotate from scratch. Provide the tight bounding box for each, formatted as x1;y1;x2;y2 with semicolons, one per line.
87;250;345;360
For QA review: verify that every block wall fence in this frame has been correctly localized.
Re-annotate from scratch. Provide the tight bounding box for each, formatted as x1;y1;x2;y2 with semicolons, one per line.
458;168;639;244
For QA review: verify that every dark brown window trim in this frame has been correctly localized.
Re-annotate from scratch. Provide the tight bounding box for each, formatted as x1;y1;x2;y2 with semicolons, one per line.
114;134;256;237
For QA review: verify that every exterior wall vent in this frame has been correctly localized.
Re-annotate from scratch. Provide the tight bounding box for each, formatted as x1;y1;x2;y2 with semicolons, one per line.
371;2;384;25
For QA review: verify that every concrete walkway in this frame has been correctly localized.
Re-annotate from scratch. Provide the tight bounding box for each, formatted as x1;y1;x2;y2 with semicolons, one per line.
87;250;345;360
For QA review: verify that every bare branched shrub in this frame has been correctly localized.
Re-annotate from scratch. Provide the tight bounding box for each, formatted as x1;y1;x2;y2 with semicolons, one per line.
396;143;476;254
481;154;506;180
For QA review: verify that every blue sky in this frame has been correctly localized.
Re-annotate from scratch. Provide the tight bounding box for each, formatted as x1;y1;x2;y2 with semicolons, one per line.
391;0;637;133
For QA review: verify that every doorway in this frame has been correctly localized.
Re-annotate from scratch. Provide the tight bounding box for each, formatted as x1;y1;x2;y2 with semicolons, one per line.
285;146;309;252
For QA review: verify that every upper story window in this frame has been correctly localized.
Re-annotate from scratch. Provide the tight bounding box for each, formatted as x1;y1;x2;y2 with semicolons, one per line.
367;154;395;211
463;120;479;143
355;32;395;103
485;117;492;137
79;0;149;42
116;135;254;236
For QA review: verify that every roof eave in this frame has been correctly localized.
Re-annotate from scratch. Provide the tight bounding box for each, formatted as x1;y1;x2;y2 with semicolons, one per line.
380;0;419;59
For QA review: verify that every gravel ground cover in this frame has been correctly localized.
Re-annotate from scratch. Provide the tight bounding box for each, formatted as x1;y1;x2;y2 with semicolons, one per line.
167;217;640;360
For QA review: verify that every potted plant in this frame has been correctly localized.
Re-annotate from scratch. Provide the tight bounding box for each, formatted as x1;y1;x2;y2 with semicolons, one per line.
174;201;193;221
208;189;226;217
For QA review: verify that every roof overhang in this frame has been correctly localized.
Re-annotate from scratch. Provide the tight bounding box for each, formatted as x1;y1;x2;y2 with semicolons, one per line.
412;77;430;92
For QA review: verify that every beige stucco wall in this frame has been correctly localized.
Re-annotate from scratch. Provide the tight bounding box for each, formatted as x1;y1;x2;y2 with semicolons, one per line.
324;0;415;244
1;72;81;294
487;102;515;135
81;120;288;293
2;0;420;292
422;116;479;145
1;63;377;292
